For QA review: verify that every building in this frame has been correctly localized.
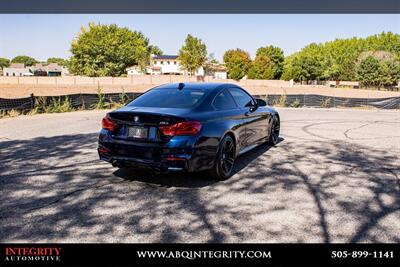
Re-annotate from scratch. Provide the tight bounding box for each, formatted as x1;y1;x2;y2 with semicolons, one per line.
33;63;47;76
3;63;34;76
126;65;144;75
205;63;228;79
46;63;63;76
60;66;69;76
127;54;206;76
148;55;182;75
3;63;68;77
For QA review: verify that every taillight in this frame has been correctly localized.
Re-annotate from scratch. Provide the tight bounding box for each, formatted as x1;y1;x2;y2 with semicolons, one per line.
159;121;202;136
102;116;118;132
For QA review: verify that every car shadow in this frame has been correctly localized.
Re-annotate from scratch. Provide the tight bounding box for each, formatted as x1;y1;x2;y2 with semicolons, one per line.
113;137;285;188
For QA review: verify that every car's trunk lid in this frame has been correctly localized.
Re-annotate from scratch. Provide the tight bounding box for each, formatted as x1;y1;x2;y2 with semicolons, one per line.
108;107;189;142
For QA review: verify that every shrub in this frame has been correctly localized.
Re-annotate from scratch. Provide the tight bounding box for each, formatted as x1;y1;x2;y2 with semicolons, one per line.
109;96;124;109
321;97;331;108
290;99;301;108
33;96;50;114
274;94;287;107
48;97;73;113
119;89;130;105
8;109;21;117
0;110;7;119
92;86;110;109
0;109;21;119
262;95;269;105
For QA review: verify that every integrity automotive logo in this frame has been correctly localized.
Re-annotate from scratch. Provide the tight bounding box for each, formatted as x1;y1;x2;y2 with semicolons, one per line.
3;247;62;262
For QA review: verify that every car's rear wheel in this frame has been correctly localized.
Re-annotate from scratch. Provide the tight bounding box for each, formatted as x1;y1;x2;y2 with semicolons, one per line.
112;161;124;168
208;135;236;180
268;116;280;146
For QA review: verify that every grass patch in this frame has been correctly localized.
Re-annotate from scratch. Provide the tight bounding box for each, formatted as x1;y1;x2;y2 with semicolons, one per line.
274;94;287;107
48;97;73;113
0;109;21;119
321;97;331;108
290;98;301;108
91;86;110;110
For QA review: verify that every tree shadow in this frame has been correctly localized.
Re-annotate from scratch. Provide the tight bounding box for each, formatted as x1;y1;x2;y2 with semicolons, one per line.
113;169;215;189
0;132;398;243
112;138;283;189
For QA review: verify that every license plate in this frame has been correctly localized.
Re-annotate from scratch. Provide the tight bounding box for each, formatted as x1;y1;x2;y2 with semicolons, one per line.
128;126;148;139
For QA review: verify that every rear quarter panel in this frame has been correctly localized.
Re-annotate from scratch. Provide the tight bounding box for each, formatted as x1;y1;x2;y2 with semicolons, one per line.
188;109;245;171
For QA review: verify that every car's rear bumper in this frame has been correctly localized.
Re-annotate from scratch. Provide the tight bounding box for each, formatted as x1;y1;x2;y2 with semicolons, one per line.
98;131;206;172
98;149;190;172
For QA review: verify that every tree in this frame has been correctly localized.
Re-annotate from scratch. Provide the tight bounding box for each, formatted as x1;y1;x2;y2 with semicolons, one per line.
223;49;252;80
148;45;163;56
365;32;400;59
356;52;400;88
281;53;300;81
69;23;155;77
378;60;400;87
47;57;68;66
356;56;381;88
178;34;207;75
11;55;37;66
282;31;400;82
208;53;219;64
322;37;366;81
281;44;324;82
137;45;163;70
0;58;10;69
256;45;284;79
247;55;276;80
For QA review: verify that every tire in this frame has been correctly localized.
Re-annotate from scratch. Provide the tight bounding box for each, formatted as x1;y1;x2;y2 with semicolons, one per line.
267;116;280;146
208;135;236;180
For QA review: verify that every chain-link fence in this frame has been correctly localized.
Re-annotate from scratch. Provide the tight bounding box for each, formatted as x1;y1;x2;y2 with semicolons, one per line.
1;93;400;113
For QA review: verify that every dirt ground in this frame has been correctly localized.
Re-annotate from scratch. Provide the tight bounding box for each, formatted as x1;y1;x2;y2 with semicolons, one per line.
0;83;399;99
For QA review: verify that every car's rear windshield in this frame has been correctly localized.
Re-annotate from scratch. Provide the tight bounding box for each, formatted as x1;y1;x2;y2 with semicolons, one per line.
128;88;207;108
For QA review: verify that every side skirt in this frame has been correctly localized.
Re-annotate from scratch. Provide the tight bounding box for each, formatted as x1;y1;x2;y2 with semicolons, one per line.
238;137;269;156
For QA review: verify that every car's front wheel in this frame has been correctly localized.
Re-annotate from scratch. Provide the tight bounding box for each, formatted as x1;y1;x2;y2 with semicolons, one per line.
267;116;280;145
208;135;236;180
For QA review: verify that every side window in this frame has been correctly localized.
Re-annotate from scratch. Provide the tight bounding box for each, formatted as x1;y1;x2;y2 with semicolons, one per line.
213;90;237;110
229;87;253;108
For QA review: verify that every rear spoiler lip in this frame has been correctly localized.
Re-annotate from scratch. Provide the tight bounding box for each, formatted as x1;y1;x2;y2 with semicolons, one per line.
107;111;187;126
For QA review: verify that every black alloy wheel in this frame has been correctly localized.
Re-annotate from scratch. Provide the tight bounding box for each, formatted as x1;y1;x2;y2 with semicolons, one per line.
268;116;280;145
209;135;236;180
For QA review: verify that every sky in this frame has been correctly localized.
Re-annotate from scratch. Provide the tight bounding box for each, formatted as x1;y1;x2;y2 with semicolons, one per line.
0;14;398;62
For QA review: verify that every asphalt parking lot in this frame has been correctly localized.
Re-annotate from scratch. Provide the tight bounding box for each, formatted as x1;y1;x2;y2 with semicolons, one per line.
0;108;399;242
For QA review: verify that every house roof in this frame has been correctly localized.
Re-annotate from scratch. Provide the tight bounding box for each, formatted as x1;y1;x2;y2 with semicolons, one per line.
9;63;25;69
152;55;178;60
47;63;62;72
34;63;46;71
205;63;227;72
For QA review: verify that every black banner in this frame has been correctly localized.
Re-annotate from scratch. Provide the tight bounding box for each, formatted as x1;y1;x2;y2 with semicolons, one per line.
1;93;400;112
0;244;399;266
0;0;399;14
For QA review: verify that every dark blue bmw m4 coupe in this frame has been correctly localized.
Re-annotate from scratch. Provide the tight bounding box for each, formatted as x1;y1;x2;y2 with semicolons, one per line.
98;83;280;180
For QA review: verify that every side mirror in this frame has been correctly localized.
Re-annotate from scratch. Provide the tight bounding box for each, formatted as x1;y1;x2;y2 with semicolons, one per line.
245;100;258;112
255;98;267;107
